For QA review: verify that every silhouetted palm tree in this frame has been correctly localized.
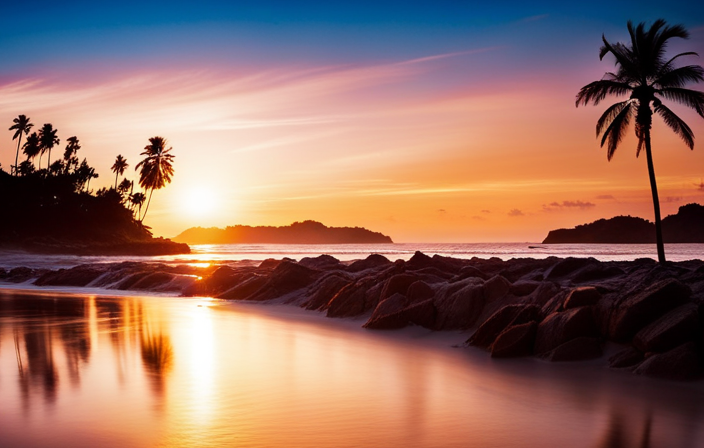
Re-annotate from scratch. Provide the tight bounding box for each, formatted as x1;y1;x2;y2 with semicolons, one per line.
111;155;128;189
22;132;41;168
9;114;33;176
576;19;704;263
118;178;133;197
135;136;175;222
130;192;146;218
63;136;81;174
38;123;60;173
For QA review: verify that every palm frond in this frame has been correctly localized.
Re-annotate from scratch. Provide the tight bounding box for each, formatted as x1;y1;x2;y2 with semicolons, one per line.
654;103;695;149
596;100;633;136
660;52;699;73
654;65;704;88
658;87;704;117
576;80;632;107
600;101;634;160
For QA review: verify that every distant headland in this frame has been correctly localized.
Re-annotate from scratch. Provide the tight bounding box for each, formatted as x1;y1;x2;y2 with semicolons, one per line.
173;220;393;245
543;203;704;244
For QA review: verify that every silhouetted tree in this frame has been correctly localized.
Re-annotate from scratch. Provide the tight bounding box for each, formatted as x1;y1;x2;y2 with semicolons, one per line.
577;19;704;263
118;178;133;198
135;136;174;222
9;114;33;176
16;160;35;176
22;132;41;169
130;192;146;218
111;154;128;189
38;123;60;173
63;136;81;174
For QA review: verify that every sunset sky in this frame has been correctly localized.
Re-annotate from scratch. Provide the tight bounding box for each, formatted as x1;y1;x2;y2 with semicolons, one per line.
2;1;703;242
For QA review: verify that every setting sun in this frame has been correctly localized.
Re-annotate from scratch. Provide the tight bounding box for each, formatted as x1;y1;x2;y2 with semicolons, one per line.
181;186;218;217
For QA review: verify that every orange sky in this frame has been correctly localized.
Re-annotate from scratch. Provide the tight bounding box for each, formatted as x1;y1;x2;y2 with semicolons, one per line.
2;19;703;242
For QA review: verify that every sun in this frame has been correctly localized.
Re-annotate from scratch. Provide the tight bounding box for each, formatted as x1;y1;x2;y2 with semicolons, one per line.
182;186;217;217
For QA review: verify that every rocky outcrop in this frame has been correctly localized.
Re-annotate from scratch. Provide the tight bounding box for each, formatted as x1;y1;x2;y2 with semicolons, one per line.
11;251;704;381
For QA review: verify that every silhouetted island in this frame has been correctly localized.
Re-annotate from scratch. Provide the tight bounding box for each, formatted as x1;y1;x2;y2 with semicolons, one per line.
0;167;188;255
542;203;704;244
173;220;393;245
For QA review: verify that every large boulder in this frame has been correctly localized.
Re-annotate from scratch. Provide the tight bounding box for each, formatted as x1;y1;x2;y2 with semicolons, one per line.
34;264;106;287
346;254;392;273
407;281;434;303
490;322;537;358
217;275;268;300
544;337;602;362
609;279;691;341
608;346;644;369
247;260;319;301
632;303;699;353
563;287;601;309
545;257;596;280
634;342;702;381
453;265;488;282
510;280;541;297
298;254;342;270
326;281;370;318
404;299;436;328
433;282;485;330
303;274;352;310
380;274;421;301
467;304;539;348
363;293;410;330
534;307;598;354
483;275;511;303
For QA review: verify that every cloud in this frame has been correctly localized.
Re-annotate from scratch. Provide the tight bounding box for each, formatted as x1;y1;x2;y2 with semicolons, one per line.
664;196;682;203
543;200;596;211
437;209;447;213
472;216;486;221
481;209;491;214
596;194;615;200
508;209;524;217
697;180;704;191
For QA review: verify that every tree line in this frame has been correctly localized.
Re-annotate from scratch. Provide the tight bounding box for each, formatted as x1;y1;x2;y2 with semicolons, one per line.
6;115;174;223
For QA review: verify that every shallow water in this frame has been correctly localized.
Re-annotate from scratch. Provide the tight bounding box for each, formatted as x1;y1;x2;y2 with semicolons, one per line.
1;290;703;447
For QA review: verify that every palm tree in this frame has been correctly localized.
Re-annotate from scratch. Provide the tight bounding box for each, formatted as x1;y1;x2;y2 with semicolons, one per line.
22;132;41;168
135;136;175;222
9;114;33;176
111;155;128;189
63;136;81;174
130;192;146;219
576;19;704;263
38;123;60;172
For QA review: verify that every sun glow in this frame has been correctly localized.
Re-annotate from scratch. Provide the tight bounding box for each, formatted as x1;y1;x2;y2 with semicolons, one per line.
181;186;218;217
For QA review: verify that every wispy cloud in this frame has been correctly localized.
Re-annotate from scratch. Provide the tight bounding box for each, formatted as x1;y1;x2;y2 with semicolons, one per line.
508;209;524;217
542;200;596;211
596;194;615;200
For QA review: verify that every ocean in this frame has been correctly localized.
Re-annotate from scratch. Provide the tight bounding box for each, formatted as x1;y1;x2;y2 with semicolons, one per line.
1;242;703;271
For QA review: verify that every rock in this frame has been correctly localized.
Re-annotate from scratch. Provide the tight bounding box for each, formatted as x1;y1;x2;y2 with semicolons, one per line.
528;282;562;307
510;280;541;296
573;264;624;283
453;265;488;281
541;290;569;316
490;322;537;358
404;298;436;328
326;281;369;318
433;282;485;330
247;260;319;301
130;272;176;290
483;275;511;303
534;307;598;354
634;342;702;380
346;254;392;273
467;304;525;348
609;278;691;341
545;257;596;280
303;274;352;310
258;258;285;270
34;264;106;286
545;337;602;362
380;274;421;301
6;267;37;283
632;303;699;353
407;281;434;303
564;287;601;309
609;346;644;368
217;275;268;300
405;251;434;271
363;293;410;330
430;254;464;274
298;254;342;270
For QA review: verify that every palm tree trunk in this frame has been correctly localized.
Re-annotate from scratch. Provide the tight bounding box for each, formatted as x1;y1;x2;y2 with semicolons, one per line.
141;189;154;222
13;135;22;176
47;148;51;173
115;172;119;189
644;130;666;263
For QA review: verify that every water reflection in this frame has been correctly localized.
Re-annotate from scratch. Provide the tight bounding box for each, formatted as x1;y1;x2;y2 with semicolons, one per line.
1;289;704;448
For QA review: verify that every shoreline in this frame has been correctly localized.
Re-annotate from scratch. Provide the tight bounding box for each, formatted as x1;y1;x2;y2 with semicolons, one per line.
1;251;703;382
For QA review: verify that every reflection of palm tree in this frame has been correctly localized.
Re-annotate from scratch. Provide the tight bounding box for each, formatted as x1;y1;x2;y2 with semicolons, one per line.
140;327;174;395
38;123;60;172
9;114;33;176
577;20;704;263
111;154;128;189
135;136;175;222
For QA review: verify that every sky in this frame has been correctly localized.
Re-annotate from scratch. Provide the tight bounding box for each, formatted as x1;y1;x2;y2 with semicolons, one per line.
1;0;704;242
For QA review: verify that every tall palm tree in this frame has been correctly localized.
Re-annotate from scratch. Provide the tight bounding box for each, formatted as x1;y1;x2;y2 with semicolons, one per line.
576;19;704;263
38;123;60;172
130;192;146;219
135;136;175;222
111;155;129;189
22;132;41;168
63;136;81;174
9;114;33;176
